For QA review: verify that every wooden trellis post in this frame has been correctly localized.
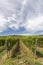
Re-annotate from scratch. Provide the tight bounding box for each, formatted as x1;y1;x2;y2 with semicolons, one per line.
5;39;8;58
34;39;38;65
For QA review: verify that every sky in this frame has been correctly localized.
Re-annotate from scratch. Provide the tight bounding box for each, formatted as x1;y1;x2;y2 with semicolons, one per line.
0;0;43;36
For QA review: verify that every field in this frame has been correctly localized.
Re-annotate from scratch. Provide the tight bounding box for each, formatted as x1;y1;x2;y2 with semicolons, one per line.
0;35;43;65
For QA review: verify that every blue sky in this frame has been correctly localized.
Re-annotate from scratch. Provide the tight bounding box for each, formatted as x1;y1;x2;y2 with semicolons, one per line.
0;0;43;36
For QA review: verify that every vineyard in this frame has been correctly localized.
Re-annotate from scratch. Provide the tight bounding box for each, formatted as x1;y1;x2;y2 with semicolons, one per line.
0;36;43;65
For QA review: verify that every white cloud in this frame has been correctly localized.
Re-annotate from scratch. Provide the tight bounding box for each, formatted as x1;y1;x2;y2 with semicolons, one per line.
0;15;8;32
9;23;20;30
21;15;43;33
0;0;43;35
0;0;14;10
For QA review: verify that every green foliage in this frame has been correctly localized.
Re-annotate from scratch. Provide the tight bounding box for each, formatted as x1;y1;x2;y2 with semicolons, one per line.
36;51;43;57
0;39;5;46
7;38;16;50
0;35;43;65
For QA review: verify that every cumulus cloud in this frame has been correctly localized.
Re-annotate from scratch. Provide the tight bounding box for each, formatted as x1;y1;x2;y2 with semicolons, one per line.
0;0;43;35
